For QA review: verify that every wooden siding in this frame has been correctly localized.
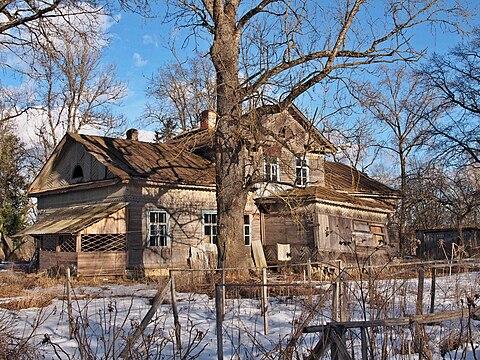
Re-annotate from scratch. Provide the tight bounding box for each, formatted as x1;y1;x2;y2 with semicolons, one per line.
126;184;217;269
417;228;480;260
80;207;127;235
39;250;77;271
39;250;126;276
262;202;390;265
263;214;314;246
36;183;127;211
32;138;114;193
77;252;126;276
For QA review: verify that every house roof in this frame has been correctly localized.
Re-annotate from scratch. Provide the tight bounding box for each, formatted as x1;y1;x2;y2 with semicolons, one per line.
268;185;395;212
324;161;399;197
30;133;216;194
17;203;127;236
169;127;215;151
169;106;336;153
71;133;216;185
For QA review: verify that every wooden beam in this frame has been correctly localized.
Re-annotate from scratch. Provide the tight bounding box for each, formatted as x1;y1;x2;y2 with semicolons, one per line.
118;279;172;358
304;306;480;333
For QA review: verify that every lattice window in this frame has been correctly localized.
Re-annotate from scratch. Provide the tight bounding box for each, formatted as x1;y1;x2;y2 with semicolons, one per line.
81;234;127;252
39;235;58;251
60;235;76;252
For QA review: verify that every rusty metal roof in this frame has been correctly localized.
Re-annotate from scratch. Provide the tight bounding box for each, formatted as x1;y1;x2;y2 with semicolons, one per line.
17;203;127;236
69;133;216;186
324;161;399;197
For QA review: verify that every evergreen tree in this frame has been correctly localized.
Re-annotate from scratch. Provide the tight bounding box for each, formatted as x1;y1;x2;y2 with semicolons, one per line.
0;128;29;237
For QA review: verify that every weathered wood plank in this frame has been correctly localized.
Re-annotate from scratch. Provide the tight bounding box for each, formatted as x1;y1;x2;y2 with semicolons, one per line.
304;306;480;333
119;279;172;358
77;251;126;276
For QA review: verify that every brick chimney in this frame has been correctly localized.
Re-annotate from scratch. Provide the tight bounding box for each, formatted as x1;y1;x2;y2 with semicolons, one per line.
126;128;139;141
200;110;217;130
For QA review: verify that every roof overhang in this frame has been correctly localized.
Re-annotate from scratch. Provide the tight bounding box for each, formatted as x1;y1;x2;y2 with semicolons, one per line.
16;202;127;236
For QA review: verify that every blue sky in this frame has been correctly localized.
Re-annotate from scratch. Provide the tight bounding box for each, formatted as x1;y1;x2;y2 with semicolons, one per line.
104;4;477;133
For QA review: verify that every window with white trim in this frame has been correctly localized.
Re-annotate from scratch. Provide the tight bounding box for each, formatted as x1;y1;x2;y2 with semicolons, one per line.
203;211;218;244
244;215;252;246
148;210;168;247
295;157;309;186
264;156;280;182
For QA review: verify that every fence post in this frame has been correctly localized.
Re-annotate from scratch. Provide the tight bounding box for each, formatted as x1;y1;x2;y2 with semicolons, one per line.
170;270;182;351
360;327;368;360
416;266;425;359
416;266;425;315
332;279;340;322
429;267;436;314
261;267;269;335
66;267;74;340
307;259;312;284
215;284;224;360
221;269;225;319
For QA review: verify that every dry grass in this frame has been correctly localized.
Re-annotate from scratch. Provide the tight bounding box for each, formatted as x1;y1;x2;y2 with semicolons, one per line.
0;293;56;310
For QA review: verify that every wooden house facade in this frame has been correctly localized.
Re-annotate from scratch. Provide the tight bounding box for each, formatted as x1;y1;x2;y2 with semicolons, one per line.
20;107;398;276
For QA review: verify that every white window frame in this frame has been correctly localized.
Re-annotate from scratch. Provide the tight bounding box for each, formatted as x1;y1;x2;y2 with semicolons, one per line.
295;157;309;186
244;215;252;246
148;210;169;247
202;210;218;245
264;156;280;182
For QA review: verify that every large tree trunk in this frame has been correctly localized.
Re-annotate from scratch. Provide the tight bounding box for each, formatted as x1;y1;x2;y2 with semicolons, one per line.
211;6;251;270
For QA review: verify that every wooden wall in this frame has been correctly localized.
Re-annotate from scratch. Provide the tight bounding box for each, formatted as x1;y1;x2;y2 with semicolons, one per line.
39;251;126;276
39;250;77;272
33;138;115;193
261;202;391;264
81;207;127;235
126;183;218;270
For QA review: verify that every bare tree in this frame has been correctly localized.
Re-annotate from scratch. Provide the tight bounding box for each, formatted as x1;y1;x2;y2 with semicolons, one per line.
0;1;105;70
143;55;216;140
419;30;480;166
352;65;446;253
157;0;468;269
24;19;127;160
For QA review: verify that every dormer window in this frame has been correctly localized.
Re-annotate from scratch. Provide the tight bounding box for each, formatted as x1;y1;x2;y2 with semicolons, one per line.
295;157;309;186
72;165;84;179
264;156;280;182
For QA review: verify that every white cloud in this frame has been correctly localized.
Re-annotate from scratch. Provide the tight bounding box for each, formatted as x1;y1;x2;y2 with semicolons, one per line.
133;52;147;67
142;35;158;47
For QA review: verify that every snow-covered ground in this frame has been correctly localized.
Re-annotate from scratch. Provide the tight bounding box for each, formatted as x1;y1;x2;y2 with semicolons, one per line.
2;270;480;359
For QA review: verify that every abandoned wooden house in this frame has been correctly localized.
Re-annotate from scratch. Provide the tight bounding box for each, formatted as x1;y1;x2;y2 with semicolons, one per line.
19;107;399;276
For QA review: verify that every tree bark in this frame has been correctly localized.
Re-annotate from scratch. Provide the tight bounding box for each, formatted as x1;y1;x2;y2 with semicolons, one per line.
211;5;251;270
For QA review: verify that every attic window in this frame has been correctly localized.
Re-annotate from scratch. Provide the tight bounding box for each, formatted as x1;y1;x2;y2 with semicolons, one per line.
72;165;84;179
279;126;294;140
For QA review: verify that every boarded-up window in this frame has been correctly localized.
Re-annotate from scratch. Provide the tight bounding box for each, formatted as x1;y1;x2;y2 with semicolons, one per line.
370;225;385;243
353;221;370;233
